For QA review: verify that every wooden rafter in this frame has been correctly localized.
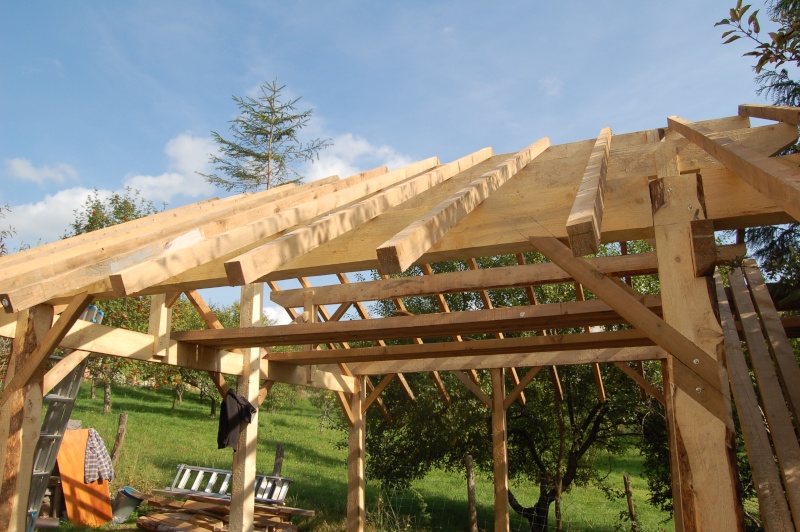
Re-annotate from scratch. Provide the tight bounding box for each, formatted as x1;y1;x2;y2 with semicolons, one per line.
668;115;800;222
574;282;607;403
225;149;493;285
376;138;549;274
566;127;613;256
739;103;800;125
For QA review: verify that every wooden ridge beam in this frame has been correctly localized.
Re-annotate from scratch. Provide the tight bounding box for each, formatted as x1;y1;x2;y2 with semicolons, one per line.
351;346;666;375
714;272;795;530
1;292;93;405
263;329;654;365
107;158;439;297
271;245;745;308
739;103;800;125
225;148;493;285
668;115;800;222
567;127;613;256
172;295;663;349
529;236;727;422
376;138;549;274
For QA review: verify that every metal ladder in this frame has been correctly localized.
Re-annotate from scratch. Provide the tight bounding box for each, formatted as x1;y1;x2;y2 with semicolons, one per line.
26;355;89;530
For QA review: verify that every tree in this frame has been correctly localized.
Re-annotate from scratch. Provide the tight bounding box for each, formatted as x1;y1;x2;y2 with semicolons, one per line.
202;78;330;193
0;204;13;257
716;0;800;305
366;251;655;531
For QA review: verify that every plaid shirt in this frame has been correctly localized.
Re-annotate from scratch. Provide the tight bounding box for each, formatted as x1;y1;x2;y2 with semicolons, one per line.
84;428;115;483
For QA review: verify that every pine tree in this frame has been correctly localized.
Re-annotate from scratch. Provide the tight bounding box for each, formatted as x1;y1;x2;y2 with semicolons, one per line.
202;78;330;192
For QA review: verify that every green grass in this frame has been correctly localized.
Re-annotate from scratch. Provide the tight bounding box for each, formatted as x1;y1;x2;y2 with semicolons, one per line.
61;384;672;531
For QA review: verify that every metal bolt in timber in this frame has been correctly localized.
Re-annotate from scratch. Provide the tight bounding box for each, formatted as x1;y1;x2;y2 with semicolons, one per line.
693;358;700;365
695;387;702;394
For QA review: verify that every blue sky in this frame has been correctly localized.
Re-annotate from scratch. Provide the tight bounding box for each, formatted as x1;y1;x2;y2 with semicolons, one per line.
0;1;776;318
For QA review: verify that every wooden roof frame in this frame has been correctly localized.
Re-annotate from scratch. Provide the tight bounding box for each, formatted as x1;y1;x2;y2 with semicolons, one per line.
2;104;800;530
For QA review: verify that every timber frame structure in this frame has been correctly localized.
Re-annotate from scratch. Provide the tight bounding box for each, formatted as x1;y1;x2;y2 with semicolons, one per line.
1;104;800;531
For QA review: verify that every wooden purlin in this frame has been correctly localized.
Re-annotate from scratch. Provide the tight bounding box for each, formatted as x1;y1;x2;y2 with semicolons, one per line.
728;267;800;520
714;272;795;530
224;148;493;285
172;295;664;349
566;127;613;256
668;115;800;222
739;103;800;125
376;138;549;274
529;236;728;423
108;159;438;297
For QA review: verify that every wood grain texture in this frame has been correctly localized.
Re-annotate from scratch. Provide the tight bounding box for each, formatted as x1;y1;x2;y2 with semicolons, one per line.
567;127;612;256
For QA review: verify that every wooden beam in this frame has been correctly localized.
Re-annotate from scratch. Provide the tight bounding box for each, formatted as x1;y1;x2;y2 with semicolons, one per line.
173;295;663;349
503;366;544;410
741;260;800;425
230;283;263;532
453;371;491;408
362;373;395;413
529;236;726;420
566;127;613;256
148;293;172;358
689;219;717;277
43;350;92;395
347;377;366;532
613;362;665;405
739;103;800;125
728;267;800;520
376;139;549;274
668;115;800;222
225;149;492;285
714;273;795;530
184;289;231;396
352;346;666;375
0;291;93;406
575;283;606;403
491;368;510;531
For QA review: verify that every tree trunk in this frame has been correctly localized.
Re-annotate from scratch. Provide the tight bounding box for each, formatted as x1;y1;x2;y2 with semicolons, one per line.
210;396;218;419
90;378;96;400
103;381;111;414
509;489;554;532
110;413;128;466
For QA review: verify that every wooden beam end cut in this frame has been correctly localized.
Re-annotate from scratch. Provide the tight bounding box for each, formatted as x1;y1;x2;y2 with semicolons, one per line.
375;245;404;276
223;260;248;287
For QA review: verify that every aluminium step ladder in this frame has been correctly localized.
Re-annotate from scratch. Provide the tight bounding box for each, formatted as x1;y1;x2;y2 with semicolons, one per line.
26;355;90;531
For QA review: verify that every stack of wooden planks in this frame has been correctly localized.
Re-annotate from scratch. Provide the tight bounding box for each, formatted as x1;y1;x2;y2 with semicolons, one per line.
136;492;314;532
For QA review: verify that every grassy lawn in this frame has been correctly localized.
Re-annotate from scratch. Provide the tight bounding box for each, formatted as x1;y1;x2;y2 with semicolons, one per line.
60;383;672;531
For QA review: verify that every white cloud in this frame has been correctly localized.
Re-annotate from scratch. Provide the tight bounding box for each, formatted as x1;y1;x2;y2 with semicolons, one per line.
539;75;564;98
9;187;101;247
4;158;78;185
304;133;414;181
123;133;217;203
263;302;292;326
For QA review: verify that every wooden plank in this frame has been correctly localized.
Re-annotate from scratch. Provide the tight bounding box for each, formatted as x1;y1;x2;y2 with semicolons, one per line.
225;148;493;284
689;219;716;277
714;273;795;531
529;237;726;413
347;377;366;532
377;138;549;273
668;115;800;222
453;371;491;408
1;292;93;405
265;329;654;365
613;362;665;405
230;283;263;532
0;306;52;531
566;127;613;256
729;268;800;521
503;366;544;410
742;260;800;426
105;158;438;298
491;368;510;531
739;103;800;125
174;295;663;349
148;293;172;358
43;349;92;395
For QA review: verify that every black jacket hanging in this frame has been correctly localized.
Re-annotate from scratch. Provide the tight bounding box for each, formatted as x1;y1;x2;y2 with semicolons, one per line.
218;388;257;451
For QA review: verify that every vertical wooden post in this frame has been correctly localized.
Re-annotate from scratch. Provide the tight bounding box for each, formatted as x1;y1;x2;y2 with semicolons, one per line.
653;174;740;530
229;283;263;532
147;293;172;359
491;368;509;532
347;376;366;532
0;305;53;531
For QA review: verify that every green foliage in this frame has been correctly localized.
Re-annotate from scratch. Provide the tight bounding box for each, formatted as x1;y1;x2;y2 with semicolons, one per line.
0;203;13;256
203;78;331;192
62;187;161;238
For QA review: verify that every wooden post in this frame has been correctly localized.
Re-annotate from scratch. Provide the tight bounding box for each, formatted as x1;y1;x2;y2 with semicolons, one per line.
465;454;478;532
110;412;128;466
0;305;53;531
491;368;509;532
229;283;263;532
347;376;366;532
653;174;740;530
623;474;638;532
